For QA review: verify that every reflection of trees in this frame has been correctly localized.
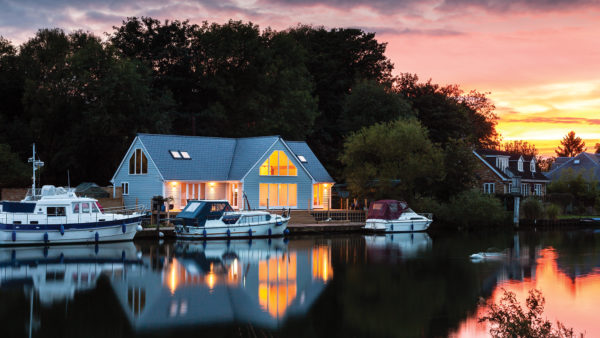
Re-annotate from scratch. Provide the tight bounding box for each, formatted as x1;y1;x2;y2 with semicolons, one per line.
282;232;516;337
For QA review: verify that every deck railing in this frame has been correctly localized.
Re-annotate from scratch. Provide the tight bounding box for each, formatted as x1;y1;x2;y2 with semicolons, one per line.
310;210;367;223
0;205;145;225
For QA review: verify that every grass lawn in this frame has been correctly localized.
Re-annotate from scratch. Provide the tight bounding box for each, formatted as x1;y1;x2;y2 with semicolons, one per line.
558;215;599;219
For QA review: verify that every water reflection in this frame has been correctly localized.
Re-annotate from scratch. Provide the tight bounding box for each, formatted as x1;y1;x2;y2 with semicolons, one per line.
112;238;332;331
2;231;600;337
454;232;600;337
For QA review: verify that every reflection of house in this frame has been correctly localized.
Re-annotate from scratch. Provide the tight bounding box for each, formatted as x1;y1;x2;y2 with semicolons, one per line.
111;134;334;211
473;149;549;196
546;152;600;184
111;239;332;331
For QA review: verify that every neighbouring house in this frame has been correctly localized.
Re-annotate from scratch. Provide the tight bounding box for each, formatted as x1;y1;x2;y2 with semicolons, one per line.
111;134;334;211
546;152;600;184
473;149;550;196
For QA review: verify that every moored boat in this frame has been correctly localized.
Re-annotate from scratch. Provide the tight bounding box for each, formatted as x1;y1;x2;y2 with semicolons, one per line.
0;144;144;245
0;187;144;245
173;200;290;239
363;200;432;232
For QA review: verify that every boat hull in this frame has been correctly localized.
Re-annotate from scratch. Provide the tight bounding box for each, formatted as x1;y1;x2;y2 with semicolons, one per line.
175;220;289;239
364;219;432;232
0;217;142;245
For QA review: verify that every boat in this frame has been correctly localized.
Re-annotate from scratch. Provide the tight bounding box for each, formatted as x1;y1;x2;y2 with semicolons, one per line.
173;200;290;239
363;200;432;232
0;144;144;245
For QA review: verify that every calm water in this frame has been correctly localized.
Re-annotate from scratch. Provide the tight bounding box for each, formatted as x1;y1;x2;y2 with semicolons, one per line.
1;230;600;337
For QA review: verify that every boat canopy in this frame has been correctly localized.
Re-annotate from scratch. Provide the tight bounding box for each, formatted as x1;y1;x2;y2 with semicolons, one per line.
176;200;234;226
367;200;408;220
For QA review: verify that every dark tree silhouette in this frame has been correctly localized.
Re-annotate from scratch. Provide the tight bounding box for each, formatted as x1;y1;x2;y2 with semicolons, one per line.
595;142;600;154
555;131;586;157
503;140;538;156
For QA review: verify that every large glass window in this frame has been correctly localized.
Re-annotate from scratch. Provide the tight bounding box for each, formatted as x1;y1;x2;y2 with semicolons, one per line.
259;184;297;207
259;151;297;176
129;149;148;175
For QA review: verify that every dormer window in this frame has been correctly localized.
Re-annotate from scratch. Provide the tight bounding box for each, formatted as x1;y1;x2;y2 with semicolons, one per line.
530;159;535;172
518;158;523;172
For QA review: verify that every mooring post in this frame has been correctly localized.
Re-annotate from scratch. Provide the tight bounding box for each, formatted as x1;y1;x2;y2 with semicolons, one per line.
513;196;520;228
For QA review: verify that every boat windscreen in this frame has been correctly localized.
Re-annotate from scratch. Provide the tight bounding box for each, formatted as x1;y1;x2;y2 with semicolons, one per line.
1;201;36;213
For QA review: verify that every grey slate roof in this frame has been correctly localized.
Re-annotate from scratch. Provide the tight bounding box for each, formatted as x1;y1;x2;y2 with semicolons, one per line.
137;133;333;182
546;152;600;181
286;141;334;182
474;148;549;181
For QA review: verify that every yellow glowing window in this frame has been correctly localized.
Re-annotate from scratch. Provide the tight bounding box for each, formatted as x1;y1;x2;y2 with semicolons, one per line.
259;151;297;176
259;183;297;207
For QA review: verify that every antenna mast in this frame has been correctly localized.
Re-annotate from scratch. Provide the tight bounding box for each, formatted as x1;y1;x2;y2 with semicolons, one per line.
28;143;44;198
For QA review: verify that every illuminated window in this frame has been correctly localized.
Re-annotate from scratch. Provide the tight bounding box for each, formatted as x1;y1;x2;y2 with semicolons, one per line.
129;149;148;175
259;151;297;176
180;151;191;159
259;184;297;207
170;150;182;159
297;155;307;163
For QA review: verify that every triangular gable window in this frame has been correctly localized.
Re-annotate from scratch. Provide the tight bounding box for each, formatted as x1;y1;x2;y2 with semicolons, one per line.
259;151;297;176
129;149;148;175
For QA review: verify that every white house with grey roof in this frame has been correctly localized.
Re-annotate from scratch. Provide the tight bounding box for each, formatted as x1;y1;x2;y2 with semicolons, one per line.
111;134;335;211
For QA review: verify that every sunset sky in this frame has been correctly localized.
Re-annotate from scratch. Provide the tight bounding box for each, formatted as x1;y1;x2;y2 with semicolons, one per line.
1;0;599;156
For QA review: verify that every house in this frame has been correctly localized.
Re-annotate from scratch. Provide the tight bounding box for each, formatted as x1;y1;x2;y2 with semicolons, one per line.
111;134;334;211
546;152;600;184
473;149;550;196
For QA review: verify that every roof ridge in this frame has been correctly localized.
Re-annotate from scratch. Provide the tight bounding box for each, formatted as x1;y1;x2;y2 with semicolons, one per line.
137;133;280;141
227;139;240;179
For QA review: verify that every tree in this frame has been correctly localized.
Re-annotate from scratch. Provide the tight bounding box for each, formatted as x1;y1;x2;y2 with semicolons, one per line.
287;25;394;179
0;144;30;188
338;79;414;135
503;140;538;156
595;142;600;154
480;289;577;338
555;131;586;157
18;28;172;185
394;73;499;148
340;118;444;201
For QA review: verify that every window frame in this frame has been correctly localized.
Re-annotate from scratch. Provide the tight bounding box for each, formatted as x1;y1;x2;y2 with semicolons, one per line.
259;150;298;177
122;182;129;195
128;149;148;175
483;183;495;194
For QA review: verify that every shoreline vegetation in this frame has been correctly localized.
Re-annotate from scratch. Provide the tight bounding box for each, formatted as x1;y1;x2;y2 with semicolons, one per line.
0;17;597;231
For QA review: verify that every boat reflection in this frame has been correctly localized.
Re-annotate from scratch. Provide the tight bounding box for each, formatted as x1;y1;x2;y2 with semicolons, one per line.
111;238;333;332
0;242;142;305
364;233;432;262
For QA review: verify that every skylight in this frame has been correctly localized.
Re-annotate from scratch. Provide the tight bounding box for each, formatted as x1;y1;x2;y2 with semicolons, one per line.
180;151;191;159
297;155;307;163
170;150;182;159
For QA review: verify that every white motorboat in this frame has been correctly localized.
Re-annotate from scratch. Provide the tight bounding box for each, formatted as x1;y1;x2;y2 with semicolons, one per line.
0;145;144;245
174;200;290;239
363;200;432;232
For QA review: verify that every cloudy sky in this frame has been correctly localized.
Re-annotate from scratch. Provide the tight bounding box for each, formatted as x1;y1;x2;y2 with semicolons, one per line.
1;0;599;155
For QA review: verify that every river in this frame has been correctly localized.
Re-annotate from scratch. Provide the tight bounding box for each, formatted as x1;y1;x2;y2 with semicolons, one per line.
1;230;599;337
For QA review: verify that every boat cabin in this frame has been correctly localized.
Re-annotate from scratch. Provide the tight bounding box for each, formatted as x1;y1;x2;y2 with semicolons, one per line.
175;200;235;227
367;200;408;220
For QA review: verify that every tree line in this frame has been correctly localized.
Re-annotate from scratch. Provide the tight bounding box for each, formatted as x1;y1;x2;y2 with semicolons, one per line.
0;17;500;192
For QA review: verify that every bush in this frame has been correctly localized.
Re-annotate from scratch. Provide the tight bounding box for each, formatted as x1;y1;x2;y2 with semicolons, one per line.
545;204;561;220
480;289;578;338
521;197;544;220
424;189;509;230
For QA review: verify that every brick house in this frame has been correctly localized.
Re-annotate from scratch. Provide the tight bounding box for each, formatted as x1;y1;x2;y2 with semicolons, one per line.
473;149;550;196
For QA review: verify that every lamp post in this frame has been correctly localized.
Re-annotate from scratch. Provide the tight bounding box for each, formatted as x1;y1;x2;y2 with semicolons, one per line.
511;176;522;227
